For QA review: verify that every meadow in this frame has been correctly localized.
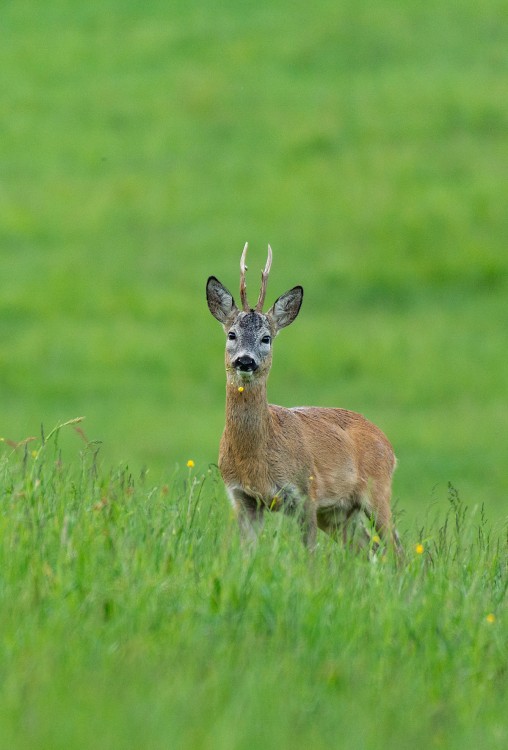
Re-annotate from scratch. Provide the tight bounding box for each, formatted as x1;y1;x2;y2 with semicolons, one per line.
1;0;507;746
0;426;506;748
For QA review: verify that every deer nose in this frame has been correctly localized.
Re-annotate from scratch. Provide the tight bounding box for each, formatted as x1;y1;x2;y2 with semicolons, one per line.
233;355;258;372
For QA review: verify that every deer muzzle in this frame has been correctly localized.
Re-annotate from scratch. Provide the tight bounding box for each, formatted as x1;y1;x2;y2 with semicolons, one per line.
233;355;259;374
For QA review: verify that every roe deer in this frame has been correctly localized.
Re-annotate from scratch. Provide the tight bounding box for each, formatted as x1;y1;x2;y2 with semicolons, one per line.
206;244;400;552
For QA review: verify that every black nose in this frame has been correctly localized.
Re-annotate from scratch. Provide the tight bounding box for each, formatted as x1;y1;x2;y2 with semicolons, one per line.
233;355;258;372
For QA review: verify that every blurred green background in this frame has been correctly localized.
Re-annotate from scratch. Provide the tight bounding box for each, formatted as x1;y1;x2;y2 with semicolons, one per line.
1;0;507;524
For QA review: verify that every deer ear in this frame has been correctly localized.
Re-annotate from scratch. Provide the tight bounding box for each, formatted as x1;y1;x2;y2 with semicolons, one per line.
206;276;238;324
267;286;303;330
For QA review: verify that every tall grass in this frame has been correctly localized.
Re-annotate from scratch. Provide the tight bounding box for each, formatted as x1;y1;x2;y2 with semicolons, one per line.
0;424;506;748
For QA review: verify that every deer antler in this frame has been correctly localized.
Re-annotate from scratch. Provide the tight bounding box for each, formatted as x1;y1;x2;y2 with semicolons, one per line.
239;242;250;311
255;244;273;312
239;243;273;312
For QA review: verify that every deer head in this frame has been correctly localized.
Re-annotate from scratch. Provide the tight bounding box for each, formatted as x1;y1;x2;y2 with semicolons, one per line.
206;244;303;385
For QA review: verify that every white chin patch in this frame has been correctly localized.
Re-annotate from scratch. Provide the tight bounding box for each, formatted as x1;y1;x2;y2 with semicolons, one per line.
238;370;255;381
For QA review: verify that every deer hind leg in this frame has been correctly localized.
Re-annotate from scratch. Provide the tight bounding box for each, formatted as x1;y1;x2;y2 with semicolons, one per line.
361;478;402;557
317;504;369;551
341;505;372;550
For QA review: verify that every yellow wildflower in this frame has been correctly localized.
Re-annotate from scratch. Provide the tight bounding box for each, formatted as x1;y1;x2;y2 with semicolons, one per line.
415;543;424;555
486;613;496;624
186;459;195;468
372;535;381;545
238;386;244;393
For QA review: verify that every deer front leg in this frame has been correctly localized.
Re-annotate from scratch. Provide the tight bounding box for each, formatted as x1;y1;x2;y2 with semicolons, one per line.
301;498;317;550
277;485;317;551
227;487;265;544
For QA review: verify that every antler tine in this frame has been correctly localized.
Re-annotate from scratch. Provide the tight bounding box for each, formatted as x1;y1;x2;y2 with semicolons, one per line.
255;244;273;312
239;242;250;311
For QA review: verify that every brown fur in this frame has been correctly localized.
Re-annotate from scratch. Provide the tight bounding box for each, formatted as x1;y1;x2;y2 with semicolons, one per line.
219;377;399;551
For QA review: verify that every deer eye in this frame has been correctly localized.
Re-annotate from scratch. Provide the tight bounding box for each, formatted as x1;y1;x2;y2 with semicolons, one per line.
261;335;271;345
228;331;237;341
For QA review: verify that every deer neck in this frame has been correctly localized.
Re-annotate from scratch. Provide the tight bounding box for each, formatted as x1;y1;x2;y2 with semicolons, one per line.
224;377;272;449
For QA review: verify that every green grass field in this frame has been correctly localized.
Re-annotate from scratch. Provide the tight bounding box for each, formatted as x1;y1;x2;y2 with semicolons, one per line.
0;428;507;748
1;0;507;746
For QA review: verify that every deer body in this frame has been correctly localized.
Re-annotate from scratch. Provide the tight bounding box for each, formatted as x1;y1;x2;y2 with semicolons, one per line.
207;245;399;551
